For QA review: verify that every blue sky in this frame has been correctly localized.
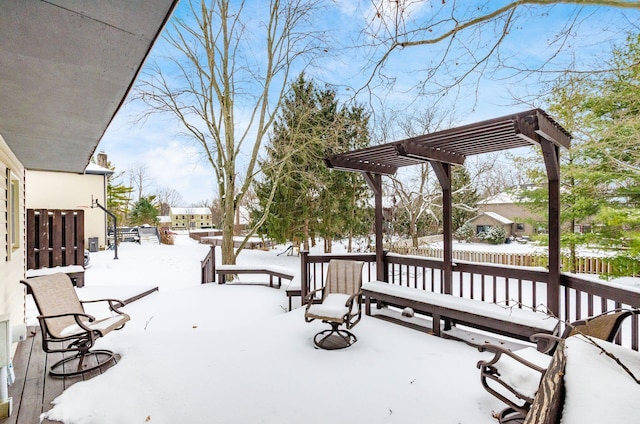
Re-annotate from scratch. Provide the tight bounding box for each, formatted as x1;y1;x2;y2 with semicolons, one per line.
97;1;640;205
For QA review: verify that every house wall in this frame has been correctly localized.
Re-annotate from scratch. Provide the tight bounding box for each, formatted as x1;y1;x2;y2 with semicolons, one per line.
25;170;108;248
477;202;541;235
0;134;26;352
470;215;512;237
170;209;213;230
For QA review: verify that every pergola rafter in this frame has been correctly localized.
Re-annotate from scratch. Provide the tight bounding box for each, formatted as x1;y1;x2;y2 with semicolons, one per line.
324;108;571;316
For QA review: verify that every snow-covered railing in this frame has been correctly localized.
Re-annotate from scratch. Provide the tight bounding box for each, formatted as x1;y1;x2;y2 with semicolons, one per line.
301;251;640;351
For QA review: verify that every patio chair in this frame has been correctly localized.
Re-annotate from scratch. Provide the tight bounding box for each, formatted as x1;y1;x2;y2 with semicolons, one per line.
477;308;637;423
22;273;131;377
304;259;365;350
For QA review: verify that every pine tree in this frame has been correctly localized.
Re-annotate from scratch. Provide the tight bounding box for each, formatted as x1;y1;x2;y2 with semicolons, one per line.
254;74;372;252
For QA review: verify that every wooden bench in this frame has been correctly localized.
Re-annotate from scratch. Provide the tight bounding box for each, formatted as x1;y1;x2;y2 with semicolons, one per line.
362;281;560;351
216;265;295;289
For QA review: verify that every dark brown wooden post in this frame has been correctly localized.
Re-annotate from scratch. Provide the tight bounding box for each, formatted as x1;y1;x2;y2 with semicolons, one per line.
362;172;385;282
300;250;309;300
430;162;453;295
541;139;561;317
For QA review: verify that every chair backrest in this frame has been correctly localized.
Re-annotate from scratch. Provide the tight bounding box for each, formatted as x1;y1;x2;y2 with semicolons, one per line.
323;259;364;300
22;273;85;338
563;309;634;342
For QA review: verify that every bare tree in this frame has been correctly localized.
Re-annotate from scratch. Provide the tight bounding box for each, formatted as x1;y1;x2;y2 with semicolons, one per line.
360;1;640;104
129;162;153;202
155;186;183;216
134;0;324;264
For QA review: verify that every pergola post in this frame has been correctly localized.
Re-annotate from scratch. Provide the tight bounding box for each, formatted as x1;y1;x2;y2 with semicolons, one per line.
363;172;385;281
541;139;561;316
430;162;453;295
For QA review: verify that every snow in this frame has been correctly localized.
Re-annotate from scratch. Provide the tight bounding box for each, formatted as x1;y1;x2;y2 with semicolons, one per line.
561;336;640;423
362;281;558;332
27;234;503;423
25;234;640;423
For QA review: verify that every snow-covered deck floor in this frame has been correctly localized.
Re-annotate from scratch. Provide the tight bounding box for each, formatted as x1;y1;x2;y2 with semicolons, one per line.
20;237;510;423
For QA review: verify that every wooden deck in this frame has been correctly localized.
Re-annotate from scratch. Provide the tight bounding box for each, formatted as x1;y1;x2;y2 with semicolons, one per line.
1;327;118;424
2;286;158;424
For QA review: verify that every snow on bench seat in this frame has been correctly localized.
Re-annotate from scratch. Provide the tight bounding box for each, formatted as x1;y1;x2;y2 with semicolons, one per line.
216;264;295;289
362;281;559;351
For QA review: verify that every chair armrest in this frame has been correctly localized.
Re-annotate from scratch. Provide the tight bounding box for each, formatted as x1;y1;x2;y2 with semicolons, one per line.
304;287;324;303
530;333;563;354
80;298;127;314
38;312;97;337
477;344;548;374
344;290;363;308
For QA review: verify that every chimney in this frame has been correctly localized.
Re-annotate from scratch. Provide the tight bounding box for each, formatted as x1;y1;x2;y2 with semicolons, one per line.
97;151;108;168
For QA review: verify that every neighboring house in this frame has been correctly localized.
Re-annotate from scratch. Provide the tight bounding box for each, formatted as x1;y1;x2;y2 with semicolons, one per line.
468;211;518;238
0;0;177;398
170;207;213;230
25;152;113;250
476;189;544;236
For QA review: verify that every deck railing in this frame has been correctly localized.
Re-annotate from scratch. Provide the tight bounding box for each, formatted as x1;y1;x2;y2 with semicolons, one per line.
200;245;216;284
301;251;640;351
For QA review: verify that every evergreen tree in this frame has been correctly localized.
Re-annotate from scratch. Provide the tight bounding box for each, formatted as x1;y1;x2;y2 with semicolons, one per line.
451;166;480;231
129;196;159;226
254;74;372;252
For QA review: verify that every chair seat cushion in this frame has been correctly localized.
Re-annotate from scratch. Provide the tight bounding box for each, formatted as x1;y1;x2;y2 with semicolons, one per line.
498;347;553;399
306;293;351;321
60;314;131;337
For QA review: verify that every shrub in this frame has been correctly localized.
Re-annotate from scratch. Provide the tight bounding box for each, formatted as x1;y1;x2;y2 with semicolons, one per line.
485;226;507;245
455;222;474;242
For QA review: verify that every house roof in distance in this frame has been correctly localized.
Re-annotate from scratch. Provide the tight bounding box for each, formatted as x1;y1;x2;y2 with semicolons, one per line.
171;208;212;215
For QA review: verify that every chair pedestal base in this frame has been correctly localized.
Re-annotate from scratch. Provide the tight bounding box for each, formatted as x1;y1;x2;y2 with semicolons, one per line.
314;323;357;350
50;349;116;377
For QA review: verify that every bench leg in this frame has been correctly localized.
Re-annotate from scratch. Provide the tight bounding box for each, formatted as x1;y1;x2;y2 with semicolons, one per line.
218;273;226;284
365;295;371;315
432;313;441;337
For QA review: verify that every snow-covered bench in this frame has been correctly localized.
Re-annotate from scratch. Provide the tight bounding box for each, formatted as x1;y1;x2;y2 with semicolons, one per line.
216;265;295;289
362;281;560;351
26;265;85;288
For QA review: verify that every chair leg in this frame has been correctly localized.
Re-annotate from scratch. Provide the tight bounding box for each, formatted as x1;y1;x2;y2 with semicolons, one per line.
313;322;357;350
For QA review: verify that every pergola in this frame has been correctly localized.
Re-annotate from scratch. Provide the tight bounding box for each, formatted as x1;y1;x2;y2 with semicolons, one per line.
325;109;571;315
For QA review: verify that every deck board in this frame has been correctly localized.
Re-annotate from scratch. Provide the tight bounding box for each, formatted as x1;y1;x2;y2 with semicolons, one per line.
0;327;118;424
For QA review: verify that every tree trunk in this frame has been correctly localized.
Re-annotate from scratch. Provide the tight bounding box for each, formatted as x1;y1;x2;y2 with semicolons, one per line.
411;217;419;248
303;219;310;251
221;197;236;265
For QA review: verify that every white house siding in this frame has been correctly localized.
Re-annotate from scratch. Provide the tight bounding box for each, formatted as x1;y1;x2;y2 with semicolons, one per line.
0;134;26;353
26;169;108;248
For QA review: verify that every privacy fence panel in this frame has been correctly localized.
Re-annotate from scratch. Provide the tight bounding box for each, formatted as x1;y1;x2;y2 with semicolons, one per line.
27;209;85;270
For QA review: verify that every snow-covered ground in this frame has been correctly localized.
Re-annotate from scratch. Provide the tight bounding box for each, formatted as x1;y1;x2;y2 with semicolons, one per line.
29;235;502;423
27;234;640;423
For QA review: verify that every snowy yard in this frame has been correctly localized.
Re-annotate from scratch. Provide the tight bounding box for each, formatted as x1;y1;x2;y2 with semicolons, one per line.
28;234;506;423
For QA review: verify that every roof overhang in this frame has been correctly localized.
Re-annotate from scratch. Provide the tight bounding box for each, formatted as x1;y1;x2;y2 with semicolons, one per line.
325;109;571;175
0;0;178;173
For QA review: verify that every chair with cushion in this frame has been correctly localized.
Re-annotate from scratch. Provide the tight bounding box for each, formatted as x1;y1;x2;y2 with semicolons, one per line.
477;308;637;423
22;273;131;377
304;259;365;350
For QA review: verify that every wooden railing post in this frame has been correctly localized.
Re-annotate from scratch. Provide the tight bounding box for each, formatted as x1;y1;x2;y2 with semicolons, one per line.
300;250;309;301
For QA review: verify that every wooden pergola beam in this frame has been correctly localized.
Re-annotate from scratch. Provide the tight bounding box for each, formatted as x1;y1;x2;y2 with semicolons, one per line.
324;156;397;175
397;141;466;165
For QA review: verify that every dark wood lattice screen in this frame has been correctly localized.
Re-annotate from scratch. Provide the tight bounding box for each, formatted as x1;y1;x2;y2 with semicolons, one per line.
27;209;85;270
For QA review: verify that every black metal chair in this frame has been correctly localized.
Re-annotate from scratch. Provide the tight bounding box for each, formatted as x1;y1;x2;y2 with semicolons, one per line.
22;273;130;377
477;308;637;423
304;259;364;349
